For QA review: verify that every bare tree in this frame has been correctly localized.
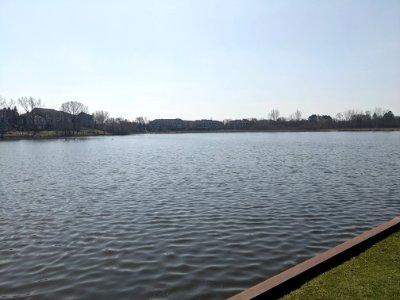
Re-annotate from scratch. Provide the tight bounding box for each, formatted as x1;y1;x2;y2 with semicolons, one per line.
60;101;88;135
343;110;352;121
269;109;280;121
0;96;5;108
105;117;135;135
373;107;388;118
291;109;302;121
6;99;16;109
93;110;109;132
343;109;362;121
0;97;15;109
335;112;344;121
18;96;42;113
18;96;42;132
136;116;144;123
136;116;147;132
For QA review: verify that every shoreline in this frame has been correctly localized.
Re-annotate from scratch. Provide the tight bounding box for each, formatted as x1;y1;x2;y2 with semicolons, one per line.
230;216;400;300
146;127;400;134
1;127;399;141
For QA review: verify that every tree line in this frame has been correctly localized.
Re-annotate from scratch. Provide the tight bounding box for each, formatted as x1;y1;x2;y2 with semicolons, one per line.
1;96;399;138
0;96;147;137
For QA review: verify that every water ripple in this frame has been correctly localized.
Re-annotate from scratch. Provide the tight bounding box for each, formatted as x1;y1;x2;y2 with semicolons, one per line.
0;132;399;299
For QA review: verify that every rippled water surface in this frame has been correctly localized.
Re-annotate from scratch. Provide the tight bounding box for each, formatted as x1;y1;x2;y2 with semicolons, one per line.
1;132;399;299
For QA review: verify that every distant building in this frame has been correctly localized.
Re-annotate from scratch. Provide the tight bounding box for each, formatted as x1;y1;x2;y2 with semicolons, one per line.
148;118;224;131
77;112;94;129
24;108;94;131
148;119;188;131
191;119;224;130
224;119;252;130
32;108;66;131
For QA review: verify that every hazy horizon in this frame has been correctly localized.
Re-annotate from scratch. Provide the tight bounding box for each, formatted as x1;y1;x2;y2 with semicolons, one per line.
1;0;399;120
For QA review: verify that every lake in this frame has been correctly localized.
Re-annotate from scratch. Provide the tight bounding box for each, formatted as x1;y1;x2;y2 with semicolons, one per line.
1;132;399;299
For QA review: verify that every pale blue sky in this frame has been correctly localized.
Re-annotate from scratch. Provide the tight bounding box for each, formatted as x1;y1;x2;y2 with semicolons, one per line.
1;0;399;120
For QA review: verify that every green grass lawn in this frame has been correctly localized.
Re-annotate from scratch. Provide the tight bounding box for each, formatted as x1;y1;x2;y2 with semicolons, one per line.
281;230;400;300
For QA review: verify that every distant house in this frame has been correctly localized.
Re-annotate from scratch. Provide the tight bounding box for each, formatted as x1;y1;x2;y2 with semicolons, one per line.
24;108;94;131
31;108;66;131
77;112;94;129
148;119;188;131
223;119;252;130
191;119;224;130
148;118;224;131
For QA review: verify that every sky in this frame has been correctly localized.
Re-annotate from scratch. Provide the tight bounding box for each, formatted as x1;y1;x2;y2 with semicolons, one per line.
0;0;399;120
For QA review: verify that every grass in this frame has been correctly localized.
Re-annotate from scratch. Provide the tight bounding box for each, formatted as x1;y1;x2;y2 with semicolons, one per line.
281;230;400;300
3;129;107;139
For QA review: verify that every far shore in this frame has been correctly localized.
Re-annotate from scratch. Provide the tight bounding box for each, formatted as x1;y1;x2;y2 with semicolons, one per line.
146;127;400;134
1;127;400;142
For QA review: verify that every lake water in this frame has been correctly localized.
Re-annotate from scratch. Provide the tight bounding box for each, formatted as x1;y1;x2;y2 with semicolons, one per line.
1;132;399;299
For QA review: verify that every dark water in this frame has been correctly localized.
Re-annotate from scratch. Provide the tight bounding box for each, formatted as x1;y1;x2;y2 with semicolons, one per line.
1;132;399;299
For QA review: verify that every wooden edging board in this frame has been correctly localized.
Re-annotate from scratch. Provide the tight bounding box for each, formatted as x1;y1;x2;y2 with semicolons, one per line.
229;216;400;300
